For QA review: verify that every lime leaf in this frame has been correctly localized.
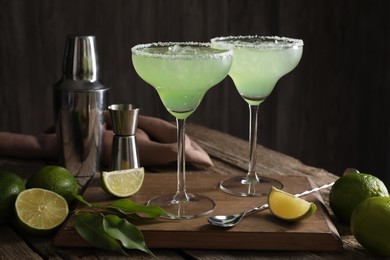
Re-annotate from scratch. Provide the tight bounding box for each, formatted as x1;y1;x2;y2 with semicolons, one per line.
74;212;128;256
103;214;155;257
74;194;93;207
109;199;168;218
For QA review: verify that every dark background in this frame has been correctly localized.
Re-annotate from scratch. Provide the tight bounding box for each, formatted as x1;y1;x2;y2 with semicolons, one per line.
1;0;389;186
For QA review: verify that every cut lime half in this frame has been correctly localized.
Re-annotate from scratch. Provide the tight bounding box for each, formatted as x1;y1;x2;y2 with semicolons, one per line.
15;188;69;235
268;186;317;222
101;167;145;197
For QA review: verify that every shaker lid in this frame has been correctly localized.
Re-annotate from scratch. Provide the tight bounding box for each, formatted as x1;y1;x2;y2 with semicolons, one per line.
63;35;99;81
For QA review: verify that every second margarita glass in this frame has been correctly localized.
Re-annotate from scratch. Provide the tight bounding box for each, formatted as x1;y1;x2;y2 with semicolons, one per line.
211;36;304;197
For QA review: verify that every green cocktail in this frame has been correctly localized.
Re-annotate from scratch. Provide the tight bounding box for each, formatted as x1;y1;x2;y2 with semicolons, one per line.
132;45;232;119
132;42;232;219
211;36;303;196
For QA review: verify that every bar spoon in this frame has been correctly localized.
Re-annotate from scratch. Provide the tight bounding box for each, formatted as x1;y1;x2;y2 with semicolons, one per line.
207;182;335;228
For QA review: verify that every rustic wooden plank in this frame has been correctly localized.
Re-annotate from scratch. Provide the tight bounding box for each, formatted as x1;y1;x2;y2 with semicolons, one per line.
184;124;375;258
0;158;183;259
10;208;183;259
0;124;376;258
22;234;183;260
186;124;340;182
185;248;376;260
55;173;342;251
0;226;42;259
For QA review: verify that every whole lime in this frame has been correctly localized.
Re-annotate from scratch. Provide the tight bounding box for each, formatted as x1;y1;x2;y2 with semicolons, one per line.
26;166;78;204
329;173;388;223
351;196;390;256
0;171;25;224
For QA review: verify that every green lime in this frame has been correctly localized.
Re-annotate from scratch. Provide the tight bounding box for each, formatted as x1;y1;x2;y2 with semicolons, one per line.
15;188;69;235
101;167;144;197
351;197;390;256
0;171;25;224
26;166;78;204
268;186;317;222
329;173;388;223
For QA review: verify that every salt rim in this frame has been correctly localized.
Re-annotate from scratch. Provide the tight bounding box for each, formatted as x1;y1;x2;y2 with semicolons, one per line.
131;41;233;60
210;35;304;49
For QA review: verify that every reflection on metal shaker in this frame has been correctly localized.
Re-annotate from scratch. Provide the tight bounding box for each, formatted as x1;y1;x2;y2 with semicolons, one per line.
53;35;109;177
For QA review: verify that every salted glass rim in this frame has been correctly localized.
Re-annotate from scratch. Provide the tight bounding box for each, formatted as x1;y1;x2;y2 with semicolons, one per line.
131;41;233;60
210;35;304;49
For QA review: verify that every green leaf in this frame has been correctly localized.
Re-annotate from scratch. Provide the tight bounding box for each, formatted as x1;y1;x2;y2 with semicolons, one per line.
103;214;156;257
74;213;128;256
74;194;93;207
74;195;108;211
108;199;168;218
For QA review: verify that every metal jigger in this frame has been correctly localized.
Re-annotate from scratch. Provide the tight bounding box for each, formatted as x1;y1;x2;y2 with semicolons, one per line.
108;104;140;170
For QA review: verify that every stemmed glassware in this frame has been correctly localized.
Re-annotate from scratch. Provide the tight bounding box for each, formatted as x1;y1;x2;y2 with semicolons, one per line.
211;36;303;197
131;42;233;219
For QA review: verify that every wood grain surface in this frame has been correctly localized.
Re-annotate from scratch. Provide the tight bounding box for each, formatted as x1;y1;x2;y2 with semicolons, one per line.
54;173;343;251
0;124;376;258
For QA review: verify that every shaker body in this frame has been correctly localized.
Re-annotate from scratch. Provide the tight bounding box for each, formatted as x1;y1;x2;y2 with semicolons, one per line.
53;85;108;177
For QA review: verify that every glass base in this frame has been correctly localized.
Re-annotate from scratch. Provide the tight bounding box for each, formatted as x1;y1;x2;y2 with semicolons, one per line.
220;175;283;197
147;193;215;219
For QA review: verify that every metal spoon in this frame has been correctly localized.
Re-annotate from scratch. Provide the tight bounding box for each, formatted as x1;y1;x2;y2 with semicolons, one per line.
208;182;335;228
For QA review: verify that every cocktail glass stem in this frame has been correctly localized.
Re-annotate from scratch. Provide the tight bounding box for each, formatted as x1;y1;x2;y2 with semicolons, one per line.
219;103;283;197
247;105;260;182
173;118;190;201
245;105;260;194
147;116;215;219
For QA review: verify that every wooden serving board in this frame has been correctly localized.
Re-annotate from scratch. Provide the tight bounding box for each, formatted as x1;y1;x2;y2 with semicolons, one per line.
54;173;343;251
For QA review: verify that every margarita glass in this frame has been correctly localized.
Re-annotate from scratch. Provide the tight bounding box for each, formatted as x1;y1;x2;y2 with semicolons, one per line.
131;42;233;219
211;36;303;196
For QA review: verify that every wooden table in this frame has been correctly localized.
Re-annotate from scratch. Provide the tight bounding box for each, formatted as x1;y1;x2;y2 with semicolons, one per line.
0;124;375;259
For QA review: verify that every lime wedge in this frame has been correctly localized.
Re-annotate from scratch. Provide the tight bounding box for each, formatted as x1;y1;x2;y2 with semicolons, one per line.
268;186;317;222
15;188;69;235
101;167;144;197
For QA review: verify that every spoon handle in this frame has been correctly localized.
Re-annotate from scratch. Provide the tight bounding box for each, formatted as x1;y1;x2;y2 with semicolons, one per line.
294;181;335;198
244;181;335;217
244;203;269;216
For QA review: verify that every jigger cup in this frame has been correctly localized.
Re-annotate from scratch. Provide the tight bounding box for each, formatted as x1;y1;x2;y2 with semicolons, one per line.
108;104;140;170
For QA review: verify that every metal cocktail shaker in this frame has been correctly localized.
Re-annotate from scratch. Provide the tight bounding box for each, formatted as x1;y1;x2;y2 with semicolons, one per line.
53;35;109;177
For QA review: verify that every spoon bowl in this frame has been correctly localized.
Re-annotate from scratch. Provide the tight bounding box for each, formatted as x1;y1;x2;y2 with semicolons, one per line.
208;204;269;227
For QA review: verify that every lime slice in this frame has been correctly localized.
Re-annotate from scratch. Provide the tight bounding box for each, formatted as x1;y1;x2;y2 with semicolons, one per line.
15;188;69;235
101;167;144;197
268;186;317;222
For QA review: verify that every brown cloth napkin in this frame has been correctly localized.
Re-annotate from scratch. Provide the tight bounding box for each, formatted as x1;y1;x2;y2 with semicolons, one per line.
0;116;213;167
